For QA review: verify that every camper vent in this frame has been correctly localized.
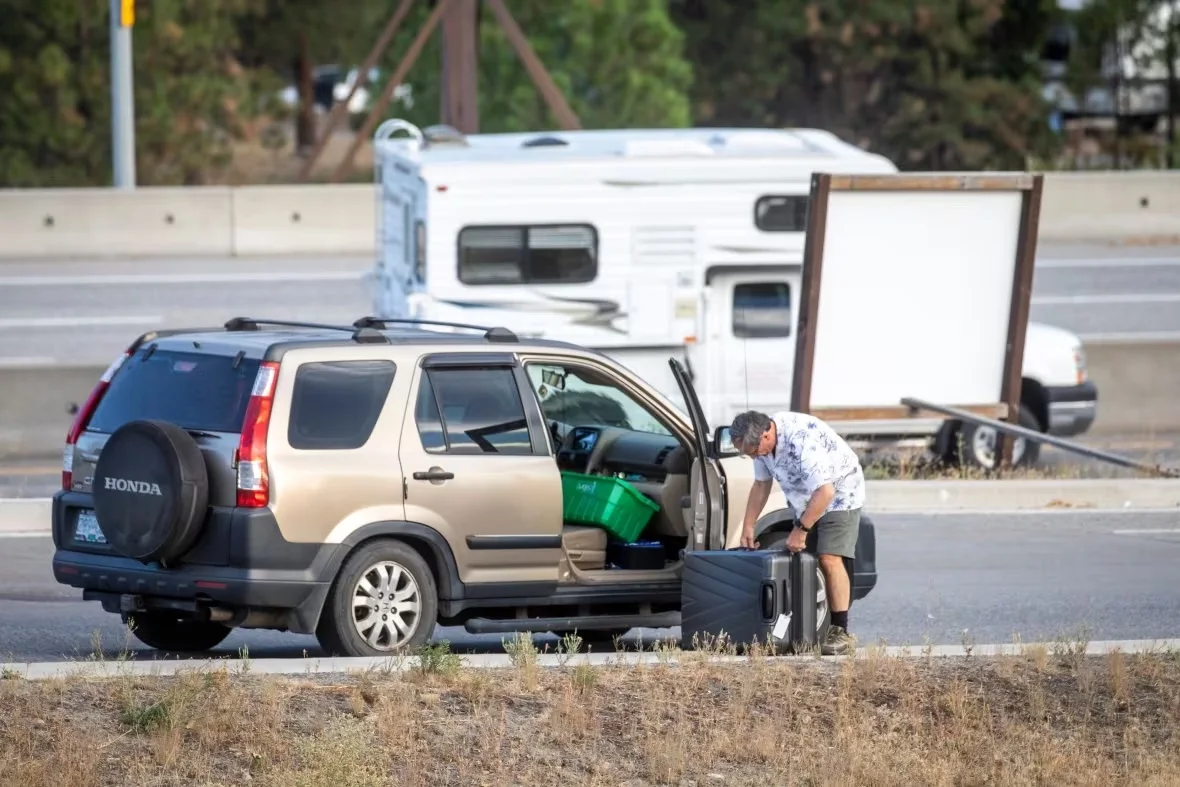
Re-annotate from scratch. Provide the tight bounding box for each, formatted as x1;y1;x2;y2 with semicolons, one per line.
422;124;469;146
522;135;569;148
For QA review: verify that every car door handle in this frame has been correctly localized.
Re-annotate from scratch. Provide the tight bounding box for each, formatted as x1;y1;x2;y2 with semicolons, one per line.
413;469;454;481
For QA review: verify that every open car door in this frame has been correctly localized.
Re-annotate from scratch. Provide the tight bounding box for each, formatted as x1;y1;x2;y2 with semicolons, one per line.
669;358;727;552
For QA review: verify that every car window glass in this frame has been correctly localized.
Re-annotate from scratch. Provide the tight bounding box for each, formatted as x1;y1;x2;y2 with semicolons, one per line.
525;363;672;436
287;360;396;450
88;349;260;435
414;366;534;455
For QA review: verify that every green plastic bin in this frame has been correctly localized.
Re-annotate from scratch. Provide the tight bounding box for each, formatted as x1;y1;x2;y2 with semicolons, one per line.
560;471;659;543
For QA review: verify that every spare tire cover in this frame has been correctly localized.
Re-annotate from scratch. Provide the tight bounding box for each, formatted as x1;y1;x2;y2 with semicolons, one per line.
92;419;210;564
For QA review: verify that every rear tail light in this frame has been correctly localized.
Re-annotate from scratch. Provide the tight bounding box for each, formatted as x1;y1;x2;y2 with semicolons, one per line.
236;361;280;508
62;352;129;490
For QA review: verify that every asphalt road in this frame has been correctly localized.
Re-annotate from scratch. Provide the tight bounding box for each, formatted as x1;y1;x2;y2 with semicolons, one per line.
1;241;1179;367
3;510;1179;663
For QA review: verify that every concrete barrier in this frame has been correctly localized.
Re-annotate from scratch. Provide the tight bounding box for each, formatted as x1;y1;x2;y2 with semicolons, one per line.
230;184;375;256
0;365;105;460
1039;171;1180;243
0;187;234;259
2;172;1180;260
1082;338;1180;436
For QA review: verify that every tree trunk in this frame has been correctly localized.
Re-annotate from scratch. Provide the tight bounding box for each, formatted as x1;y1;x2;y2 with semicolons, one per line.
295;30;315;155
1166;20;1175;169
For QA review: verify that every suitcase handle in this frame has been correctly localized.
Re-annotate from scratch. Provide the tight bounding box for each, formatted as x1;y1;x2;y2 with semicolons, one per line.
760;581;775;620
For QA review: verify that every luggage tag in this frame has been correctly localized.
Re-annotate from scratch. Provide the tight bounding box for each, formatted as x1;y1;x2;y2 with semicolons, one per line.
772;612;790;640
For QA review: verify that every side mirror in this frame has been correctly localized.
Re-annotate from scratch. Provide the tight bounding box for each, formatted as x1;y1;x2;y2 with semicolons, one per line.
713;425;738;457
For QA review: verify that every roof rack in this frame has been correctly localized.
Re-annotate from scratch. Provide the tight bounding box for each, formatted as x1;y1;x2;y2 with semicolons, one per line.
351;316;518;344
223;317;392;345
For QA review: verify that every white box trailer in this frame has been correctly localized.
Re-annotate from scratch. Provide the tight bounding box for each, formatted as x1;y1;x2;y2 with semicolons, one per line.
366;120;1097;468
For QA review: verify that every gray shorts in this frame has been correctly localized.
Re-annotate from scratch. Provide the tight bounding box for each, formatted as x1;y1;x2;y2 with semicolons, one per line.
805;507;860;560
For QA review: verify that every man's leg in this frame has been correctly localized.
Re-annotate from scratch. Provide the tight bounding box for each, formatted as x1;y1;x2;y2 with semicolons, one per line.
813;508;860;655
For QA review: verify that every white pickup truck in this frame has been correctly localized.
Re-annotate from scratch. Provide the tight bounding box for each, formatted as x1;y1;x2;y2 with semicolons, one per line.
935;321;1096;469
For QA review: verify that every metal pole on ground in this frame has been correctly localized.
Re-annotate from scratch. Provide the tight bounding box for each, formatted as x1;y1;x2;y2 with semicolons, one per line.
110;0;137;189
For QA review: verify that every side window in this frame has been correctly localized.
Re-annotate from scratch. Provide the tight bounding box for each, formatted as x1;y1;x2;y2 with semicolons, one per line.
414;366;536;455
457;225;598;285
525;362;673;437
287;360;396;450
754;195;808;232
733;282;792;338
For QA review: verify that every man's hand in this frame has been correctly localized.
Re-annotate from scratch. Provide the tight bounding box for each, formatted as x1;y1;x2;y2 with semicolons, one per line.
738;479;772;549
786;526;807;553
740;525;758;549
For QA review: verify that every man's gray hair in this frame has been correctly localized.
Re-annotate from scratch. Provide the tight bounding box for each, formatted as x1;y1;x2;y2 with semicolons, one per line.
730;410;772;449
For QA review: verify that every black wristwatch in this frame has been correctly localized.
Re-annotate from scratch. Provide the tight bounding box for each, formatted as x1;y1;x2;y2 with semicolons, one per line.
796;521;813;533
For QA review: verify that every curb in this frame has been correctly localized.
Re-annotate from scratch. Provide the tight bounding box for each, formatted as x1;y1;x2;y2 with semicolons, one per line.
3;638;1178;681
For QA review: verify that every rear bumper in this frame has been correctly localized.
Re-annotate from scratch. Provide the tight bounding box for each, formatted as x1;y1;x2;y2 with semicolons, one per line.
51;489;339;633
1044;380;1098;437
52;549;327;611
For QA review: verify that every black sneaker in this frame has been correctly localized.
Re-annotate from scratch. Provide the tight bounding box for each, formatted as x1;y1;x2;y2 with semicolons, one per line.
821;625;856;656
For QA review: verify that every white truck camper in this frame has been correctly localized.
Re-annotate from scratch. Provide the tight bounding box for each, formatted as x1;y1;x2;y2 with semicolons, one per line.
366;119;1098;469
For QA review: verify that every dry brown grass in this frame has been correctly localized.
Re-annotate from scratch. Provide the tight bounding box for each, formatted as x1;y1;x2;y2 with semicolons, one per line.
3;640;1180;787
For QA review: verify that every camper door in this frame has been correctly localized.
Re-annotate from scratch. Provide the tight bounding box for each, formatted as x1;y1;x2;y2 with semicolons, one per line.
375;152;427;319
702;269;800;426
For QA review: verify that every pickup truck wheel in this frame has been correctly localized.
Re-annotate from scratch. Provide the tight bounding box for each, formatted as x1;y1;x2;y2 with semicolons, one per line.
122;612;232;653
752;531;831;636
316;539;438;657
957;404;1042;470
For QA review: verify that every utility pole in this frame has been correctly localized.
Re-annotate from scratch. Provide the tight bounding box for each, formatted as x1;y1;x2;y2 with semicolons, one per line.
110;0;137;188
440;0;479;133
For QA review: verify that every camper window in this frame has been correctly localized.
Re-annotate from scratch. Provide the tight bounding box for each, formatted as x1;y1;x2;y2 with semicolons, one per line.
733;282;792;338
754;195;808;232
457;224;597;285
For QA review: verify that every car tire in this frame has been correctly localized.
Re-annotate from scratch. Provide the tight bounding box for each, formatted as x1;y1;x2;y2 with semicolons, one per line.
123;612;232;653
316;539;438;657
956;403;1042;470
755;530;832;638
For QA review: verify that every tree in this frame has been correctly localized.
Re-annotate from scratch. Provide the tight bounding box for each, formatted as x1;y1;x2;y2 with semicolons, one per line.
235;0;392;152
358;0;693;134
1068;0;1179;167
0;0;266;187
669;0;1060;171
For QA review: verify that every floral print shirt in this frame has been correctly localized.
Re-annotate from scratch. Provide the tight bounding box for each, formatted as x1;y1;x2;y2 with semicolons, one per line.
752;411;866;517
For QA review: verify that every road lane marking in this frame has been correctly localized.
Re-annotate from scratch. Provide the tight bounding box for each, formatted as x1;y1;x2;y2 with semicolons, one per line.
0;356;59;368
0;314;162;329
1037;257;1180;269
0;271;366;286
1112;528;1180;535
1076;331;1180;343
1031;293;1180;306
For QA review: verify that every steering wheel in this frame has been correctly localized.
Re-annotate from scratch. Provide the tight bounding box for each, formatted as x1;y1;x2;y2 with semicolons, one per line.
582;427;618;476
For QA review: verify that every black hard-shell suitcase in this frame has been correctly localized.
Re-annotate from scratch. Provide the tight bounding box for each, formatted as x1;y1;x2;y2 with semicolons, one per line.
680;548;819;654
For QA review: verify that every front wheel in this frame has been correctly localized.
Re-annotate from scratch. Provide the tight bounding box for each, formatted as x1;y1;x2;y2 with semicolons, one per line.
123;612;232;653
316;539;438;657
755;531;831;637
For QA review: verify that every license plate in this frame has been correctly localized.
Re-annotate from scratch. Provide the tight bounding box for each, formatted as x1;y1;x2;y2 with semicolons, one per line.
74;509;107;544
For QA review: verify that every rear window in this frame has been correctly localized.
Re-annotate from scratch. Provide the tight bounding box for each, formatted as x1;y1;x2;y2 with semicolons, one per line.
88;349;261;435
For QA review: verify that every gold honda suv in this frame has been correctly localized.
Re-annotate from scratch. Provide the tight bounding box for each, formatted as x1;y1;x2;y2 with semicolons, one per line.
51;316;878;657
